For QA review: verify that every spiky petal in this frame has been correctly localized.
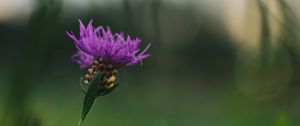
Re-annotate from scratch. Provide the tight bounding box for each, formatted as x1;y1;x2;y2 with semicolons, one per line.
67;20;151;68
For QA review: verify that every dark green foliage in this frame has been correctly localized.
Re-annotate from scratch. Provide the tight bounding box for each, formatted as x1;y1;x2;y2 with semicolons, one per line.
79;72;103;126
79;72;119;126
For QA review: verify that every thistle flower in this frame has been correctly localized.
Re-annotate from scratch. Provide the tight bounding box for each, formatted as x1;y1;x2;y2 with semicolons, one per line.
67;20;150;69
67;20;151;126
67;20;150;91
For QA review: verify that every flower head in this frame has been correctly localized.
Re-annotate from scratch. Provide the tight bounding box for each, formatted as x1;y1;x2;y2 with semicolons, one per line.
67;20;151;69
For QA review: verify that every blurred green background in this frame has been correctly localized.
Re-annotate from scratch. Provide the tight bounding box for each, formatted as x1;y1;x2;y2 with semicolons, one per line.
1;0;300;126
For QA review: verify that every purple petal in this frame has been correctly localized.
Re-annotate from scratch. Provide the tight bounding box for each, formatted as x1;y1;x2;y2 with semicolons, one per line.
67;19;151;68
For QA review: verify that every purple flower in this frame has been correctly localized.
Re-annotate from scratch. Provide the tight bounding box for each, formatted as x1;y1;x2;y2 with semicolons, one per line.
67;20;151;69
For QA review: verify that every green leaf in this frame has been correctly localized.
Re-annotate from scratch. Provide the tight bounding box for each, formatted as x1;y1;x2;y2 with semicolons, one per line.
78;72;103;126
